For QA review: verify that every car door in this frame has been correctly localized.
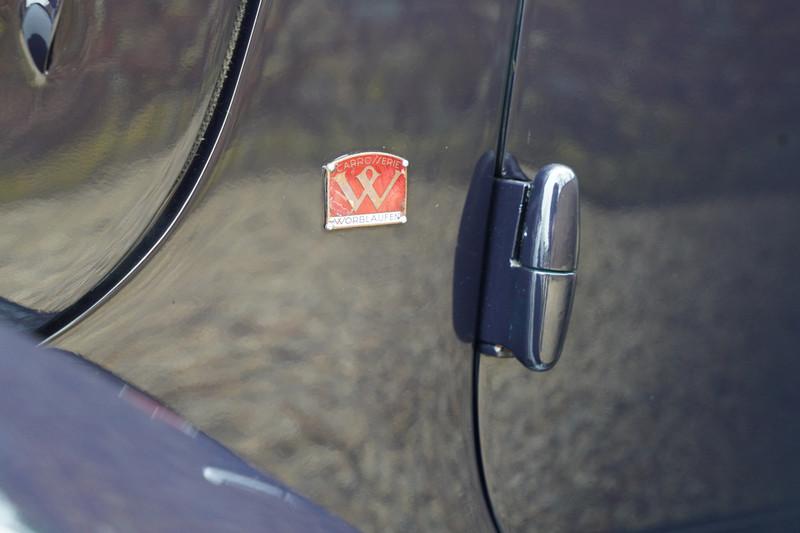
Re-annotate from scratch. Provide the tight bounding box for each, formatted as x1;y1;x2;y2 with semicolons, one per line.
46;1;518;531
22;1;799;532
478;2;800;531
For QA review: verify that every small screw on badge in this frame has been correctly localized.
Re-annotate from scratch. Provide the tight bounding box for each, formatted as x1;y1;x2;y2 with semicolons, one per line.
323;152;409;231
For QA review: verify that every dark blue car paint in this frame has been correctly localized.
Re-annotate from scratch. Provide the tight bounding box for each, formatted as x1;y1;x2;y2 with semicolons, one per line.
0;0;798;531
0;325;357;533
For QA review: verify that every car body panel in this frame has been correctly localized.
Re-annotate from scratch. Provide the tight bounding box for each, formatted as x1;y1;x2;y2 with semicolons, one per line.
2;1;798;531
0;1;243;311
0;325;356;533
49;1;515;530
479;2;800;531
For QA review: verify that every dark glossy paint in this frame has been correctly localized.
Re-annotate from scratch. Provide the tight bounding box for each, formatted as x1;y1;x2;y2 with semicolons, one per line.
50;1;515;531
480;1;800;531
0;325;356;533
35;0;263;342
2;1;797;532
0;0;242;311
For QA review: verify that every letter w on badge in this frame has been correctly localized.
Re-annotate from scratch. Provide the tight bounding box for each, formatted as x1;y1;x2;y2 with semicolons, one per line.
324;151;408;230
335;166;402;210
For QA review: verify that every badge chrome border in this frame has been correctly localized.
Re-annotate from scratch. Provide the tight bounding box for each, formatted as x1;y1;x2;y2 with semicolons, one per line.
323;151;409;231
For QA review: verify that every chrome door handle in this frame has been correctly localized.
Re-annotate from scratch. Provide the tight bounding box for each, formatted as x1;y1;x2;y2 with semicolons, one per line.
454;153;579;371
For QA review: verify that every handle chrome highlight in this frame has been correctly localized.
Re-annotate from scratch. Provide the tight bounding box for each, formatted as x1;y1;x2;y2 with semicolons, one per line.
20;0;62;74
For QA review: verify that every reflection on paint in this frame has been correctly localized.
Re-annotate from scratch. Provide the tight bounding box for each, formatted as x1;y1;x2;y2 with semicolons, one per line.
0;488;37;533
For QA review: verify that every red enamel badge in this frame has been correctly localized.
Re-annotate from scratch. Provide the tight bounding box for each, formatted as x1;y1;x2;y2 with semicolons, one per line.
324;152;408;230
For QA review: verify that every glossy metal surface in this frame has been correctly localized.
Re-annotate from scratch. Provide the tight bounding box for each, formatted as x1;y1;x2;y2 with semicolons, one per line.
0;1;243;311
20;0;61;74
0;325;356;533
480;2;800;531
519;270;574;368
518;164;579;273
473;161;579;371
51;1;515;531
36;0;262;342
